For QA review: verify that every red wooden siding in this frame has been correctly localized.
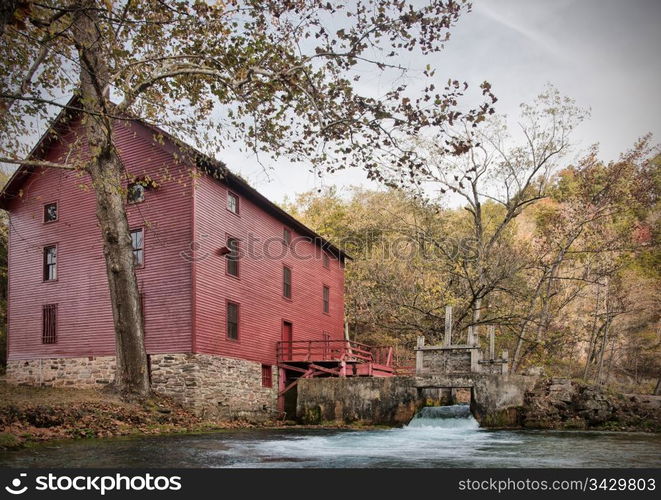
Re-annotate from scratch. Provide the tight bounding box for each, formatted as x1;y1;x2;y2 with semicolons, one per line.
5;114;346;366
192;173;345;366
6;117;193;360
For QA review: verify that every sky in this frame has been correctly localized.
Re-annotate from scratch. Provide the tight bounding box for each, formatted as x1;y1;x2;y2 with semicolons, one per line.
218;0;661;205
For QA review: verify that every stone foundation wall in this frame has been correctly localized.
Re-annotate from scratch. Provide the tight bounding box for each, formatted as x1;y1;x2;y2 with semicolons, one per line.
6;356;116;388
6;354;279;421
150;354;279;420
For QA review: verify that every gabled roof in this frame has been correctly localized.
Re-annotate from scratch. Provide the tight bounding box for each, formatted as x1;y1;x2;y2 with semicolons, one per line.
0;96;82;212
0;96;351;261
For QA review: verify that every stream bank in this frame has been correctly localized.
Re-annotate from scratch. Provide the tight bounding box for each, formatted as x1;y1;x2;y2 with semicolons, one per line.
520;378;661;431
2;376;659;451
0;382;278;449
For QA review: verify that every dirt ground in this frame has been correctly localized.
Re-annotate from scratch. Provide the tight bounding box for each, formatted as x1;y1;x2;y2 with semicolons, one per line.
0;381;262;448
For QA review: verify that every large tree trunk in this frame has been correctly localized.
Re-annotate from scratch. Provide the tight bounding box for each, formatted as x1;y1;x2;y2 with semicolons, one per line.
73;0;150;397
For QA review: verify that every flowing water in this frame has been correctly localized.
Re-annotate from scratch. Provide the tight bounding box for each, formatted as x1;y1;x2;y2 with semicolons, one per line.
1;405;659;468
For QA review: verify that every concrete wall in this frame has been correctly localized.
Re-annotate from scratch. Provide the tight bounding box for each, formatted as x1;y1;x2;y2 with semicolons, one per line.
470;374;538;427
297;374;538;428
296;377;422;426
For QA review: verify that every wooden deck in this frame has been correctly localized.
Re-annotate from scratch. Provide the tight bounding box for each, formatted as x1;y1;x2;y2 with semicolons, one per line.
276;340;395;397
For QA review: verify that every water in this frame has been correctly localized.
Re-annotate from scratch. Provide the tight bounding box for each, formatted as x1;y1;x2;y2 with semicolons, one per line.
407;404;476;428
1;405;659;468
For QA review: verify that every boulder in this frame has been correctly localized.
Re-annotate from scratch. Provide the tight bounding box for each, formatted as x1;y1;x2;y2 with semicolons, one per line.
521;378;661;431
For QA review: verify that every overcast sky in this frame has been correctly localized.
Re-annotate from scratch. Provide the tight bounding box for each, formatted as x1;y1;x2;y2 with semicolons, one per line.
220;0;661;204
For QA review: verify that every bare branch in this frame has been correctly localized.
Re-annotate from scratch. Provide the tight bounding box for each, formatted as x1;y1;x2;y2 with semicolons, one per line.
0;157;78;170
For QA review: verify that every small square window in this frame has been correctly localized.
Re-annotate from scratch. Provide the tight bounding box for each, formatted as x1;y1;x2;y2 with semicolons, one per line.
44;202;58;223
283;228;292;245
227;191;239;214
261;365;272;388
127;183;145;204
43;245;57;281
130;228;144;267
227;301;239;340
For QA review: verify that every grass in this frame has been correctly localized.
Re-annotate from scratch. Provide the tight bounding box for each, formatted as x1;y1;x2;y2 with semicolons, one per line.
0;432;20;449
0;381;129;407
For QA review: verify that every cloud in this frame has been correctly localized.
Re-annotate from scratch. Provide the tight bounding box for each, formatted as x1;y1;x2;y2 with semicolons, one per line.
473;1;570;63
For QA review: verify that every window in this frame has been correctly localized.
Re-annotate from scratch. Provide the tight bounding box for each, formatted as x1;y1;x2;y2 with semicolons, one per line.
283;265;292;299
226;301;239;340
283;227;292;245
43;245;57;281
42;304;57;344
227;191;239;214
322;252;330;269
323;285;330;314
127;182;145;204
44;202;58;223
226;237;239;277
261;365;273;388
130;228;144;267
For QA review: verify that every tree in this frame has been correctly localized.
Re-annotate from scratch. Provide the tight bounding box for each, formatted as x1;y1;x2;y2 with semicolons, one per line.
291;141;659;387
509;141;660;376
401;87;587;342
0;0;494;396
0;168;8;371
289;187;455;347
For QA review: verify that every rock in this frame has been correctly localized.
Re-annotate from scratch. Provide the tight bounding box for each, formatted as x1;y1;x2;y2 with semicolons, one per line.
625;394;661;411
525;366;544;376
521;378;661;431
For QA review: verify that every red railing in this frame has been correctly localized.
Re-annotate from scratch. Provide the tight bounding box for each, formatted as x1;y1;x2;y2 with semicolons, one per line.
277;340;393;366
371;346;394;367
393;345;416;375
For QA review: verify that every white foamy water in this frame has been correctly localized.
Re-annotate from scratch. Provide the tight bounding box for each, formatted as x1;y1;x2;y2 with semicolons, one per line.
216;405;528;468
405;405;478;429
208;406;659;468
